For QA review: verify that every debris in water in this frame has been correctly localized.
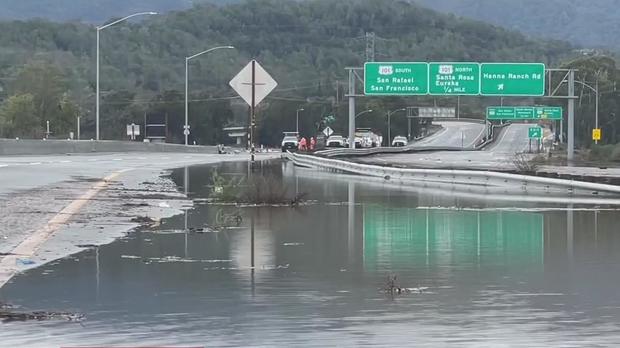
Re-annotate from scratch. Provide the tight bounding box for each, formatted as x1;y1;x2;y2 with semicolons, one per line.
188;227;218;234
122;202;149;207
383;275;427;295
75;244;99;249
15;258;35;266
0;305;85;323
130;216;159;226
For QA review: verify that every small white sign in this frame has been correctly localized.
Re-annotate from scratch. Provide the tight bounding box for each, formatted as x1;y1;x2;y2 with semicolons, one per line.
127;124;140;137
438;65;454;75
229;60;278;107
323;126;334;137
379;65;393;75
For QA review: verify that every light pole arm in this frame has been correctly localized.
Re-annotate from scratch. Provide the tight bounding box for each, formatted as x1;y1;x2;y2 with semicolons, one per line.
186;46;234;61
574;80;597;94
184;45;235;146
97;12;157;31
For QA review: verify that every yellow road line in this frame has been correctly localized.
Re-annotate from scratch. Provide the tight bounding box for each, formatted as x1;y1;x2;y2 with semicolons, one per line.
0;169;131;289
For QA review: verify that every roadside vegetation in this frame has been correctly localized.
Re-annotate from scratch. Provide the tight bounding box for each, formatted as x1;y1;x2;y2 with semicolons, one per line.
586;144;620;163
210;171;306;205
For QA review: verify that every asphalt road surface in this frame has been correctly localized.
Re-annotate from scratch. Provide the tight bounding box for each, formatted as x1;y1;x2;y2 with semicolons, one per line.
412;121;487;149
0;151;278;287
359;123;540;170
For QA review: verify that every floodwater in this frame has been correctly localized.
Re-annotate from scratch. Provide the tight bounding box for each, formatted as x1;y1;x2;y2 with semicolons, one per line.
2;160;620;347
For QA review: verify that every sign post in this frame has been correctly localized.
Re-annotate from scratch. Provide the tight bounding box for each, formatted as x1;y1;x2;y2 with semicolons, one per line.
229;60;277;162
126;123;140;141
528;127;543;139
528;126;543;153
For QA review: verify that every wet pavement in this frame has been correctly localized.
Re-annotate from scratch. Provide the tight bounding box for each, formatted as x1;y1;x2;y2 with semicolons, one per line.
1;160;620;347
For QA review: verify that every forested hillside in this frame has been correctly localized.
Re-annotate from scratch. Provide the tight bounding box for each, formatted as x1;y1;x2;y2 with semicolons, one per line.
0;0;234;23
0;0;573;145
415;0;620;50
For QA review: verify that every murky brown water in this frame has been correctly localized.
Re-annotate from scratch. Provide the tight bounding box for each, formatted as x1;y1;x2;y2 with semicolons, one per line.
2;160;620;347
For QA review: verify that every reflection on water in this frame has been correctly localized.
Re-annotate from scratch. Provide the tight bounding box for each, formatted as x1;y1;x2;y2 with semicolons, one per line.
1;160;620;347
363;207;544;271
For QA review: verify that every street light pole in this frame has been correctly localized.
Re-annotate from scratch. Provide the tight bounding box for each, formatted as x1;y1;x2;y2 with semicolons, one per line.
296;108;304;134
184;46;234;145
355;109;373;119
562;78;601;146
96;11;157;141
96;28;100;141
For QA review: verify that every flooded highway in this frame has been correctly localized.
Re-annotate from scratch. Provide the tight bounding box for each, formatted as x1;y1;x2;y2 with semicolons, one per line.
2;160;620;347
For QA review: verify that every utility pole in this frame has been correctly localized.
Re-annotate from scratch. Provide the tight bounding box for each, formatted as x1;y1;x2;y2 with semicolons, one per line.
365;32;375;62
250;60;256;163
568;69;575;162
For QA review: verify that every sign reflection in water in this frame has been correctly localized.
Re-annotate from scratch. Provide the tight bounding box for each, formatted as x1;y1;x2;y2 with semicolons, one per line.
362;206;544;270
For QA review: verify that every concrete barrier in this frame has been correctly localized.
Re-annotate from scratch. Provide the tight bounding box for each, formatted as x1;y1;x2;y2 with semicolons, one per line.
0;139;217;156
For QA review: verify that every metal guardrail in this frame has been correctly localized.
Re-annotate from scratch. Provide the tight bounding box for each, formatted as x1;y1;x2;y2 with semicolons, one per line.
315;144;471;158
287;152;620;196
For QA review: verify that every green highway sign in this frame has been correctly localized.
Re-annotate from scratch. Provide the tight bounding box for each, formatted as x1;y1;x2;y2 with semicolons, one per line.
486;107;516;119
480;63;545;96
364;62;428;95
529;127;543;139
534;107;563;120
487;106;562;120
429;62;480;95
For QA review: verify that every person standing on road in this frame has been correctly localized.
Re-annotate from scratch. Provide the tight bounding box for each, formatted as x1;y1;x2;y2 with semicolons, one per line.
310;137;316;151
299;137;307;151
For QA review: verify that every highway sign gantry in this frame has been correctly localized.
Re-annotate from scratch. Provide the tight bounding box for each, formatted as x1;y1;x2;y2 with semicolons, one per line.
487;106;562;120
364;62;545;97
364;62;429;95
480;63;545;96
429;62;480;95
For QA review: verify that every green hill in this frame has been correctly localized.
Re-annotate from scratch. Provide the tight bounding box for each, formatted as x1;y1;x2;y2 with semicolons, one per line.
0;0;236;23
415;0;620;50
0;0;573;145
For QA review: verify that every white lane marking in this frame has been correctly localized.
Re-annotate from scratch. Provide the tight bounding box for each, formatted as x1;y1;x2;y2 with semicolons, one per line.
29;162;42;165
0;164;7;168
60;160;71;163
113;158;123;161
0;168;134;289
87;159;98;162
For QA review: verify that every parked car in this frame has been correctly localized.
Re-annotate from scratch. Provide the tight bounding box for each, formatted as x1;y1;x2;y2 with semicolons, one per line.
326;135;345;148
281;134;299;152
391;136;408;147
